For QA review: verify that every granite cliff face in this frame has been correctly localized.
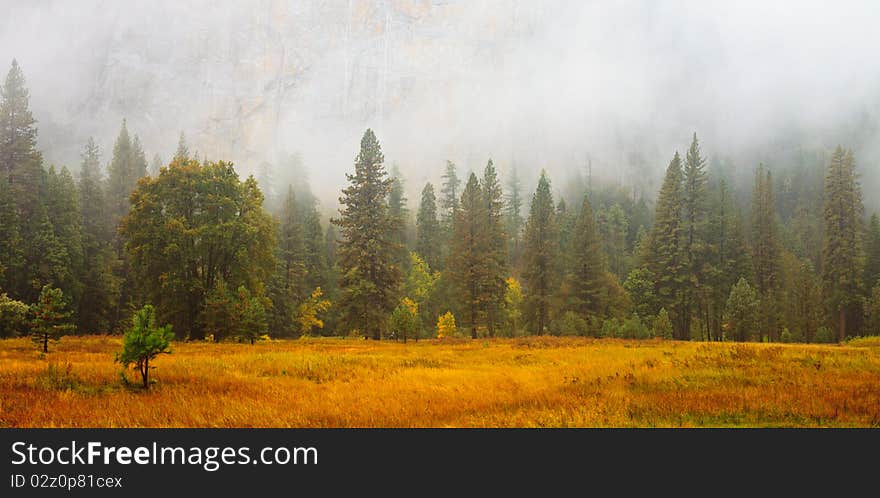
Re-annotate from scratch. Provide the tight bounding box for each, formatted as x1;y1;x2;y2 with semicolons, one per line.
3;1;880;210
6;0;550;189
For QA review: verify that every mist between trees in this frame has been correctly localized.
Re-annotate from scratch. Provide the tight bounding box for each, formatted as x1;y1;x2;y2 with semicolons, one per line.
1;59;879;347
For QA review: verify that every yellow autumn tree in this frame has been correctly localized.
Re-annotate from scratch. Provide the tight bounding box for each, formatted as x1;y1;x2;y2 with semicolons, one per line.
297;287;331;336
504;277;523;337
437;311;457;339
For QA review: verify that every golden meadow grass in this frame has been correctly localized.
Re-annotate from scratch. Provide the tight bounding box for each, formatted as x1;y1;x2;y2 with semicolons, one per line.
1;336;878;427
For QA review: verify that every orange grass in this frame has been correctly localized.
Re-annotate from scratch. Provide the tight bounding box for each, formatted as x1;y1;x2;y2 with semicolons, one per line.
1;336;878;427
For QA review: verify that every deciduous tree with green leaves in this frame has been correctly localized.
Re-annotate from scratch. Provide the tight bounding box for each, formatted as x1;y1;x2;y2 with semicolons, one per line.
121;158;276;340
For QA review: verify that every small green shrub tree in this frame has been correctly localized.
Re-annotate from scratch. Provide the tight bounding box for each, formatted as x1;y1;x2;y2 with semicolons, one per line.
30;285;75;352
117;305;173;389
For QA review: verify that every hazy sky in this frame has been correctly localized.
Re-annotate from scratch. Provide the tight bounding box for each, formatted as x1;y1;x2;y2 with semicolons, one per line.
2;0;879;209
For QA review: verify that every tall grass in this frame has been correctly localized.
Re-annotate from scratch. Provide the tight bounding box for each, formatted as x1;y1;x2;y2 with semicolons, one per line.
0;336;877;427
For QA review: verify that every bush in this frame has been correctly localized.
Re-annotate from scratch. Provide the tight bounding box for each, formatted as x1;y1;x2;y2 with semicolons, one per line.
621;314;650;339
389;298;419;342
653;308;674;340
600;318;620;338
551;311;588;337
437;311;457;339
815;326;835;344
780;328;793;343
116;305;173;389
781;327;805;343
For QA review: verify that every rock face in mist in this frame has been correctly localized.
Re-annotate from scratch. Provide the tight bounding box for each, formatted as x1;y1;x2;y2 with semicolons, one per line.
32;0;547;175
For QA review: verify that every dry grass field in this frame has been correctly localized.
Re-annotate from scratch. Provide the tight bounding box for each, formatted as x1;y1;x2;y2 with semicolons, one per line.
1;335;879;427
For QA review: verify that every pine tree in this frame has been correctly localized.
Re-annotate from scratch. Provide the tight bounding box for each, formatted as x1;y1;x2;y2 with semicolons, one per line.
568;195;607;321
440;160;460;228
268;186;306;336
415;182;441;270
77;138;117;333
480;159;507;337
30;284;75;352
324;223;338;270
705;179;751;340
150;153;163;177
388;165;410;273
0;60;47;300
173;131;189;162
107;120;136;229
822;146;864;341
106;120;145;330
597;203;629;280
45;166;83;307
682;133;709;340
555;198;576;277
522;171;558;335
332;129;402;340
0;60;44;223
0;177;23;294
505;164;525;268
643;152;688;338
300;198;328;293
448;173;488;339
864;213;880;290
725;278;759;342
751;164;783;341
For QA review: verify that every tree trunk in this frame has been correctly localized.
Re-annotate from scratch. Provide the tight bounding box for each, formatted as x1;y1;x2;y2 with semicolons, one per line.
838;308;846;343
538;305;545;336
143;356;150;389
42;334;48;353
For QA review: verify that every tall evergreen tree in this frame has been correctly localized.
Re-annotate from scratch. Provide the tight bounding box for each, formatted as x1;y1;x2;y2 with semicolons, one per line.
705;179;751;340
0;60;43;223
568;195;607;321
505;164;525;268
682;133;709;340
106;120;135;228
864;213;880;290
522;171;558;335
106;120;147;329
643;152;688;338
268;186;306;336
300;199;329;293
150;153;163;177
388;165;410;272
556;198;576;277
0;176;23;293
440;160;460;228
0;60;47;300
77;138;117;333
751;164;783;341
332;129;402;340
415;182;441;270
173;131;189;162
480;159;507;337
45;166;83;307
448;173;488;339
822;146;864;341
597;203;629;280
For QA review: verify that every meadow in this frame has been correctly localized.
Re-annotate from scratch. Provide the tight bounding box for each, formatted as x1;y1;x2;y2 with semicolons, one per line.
1;336;878;428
